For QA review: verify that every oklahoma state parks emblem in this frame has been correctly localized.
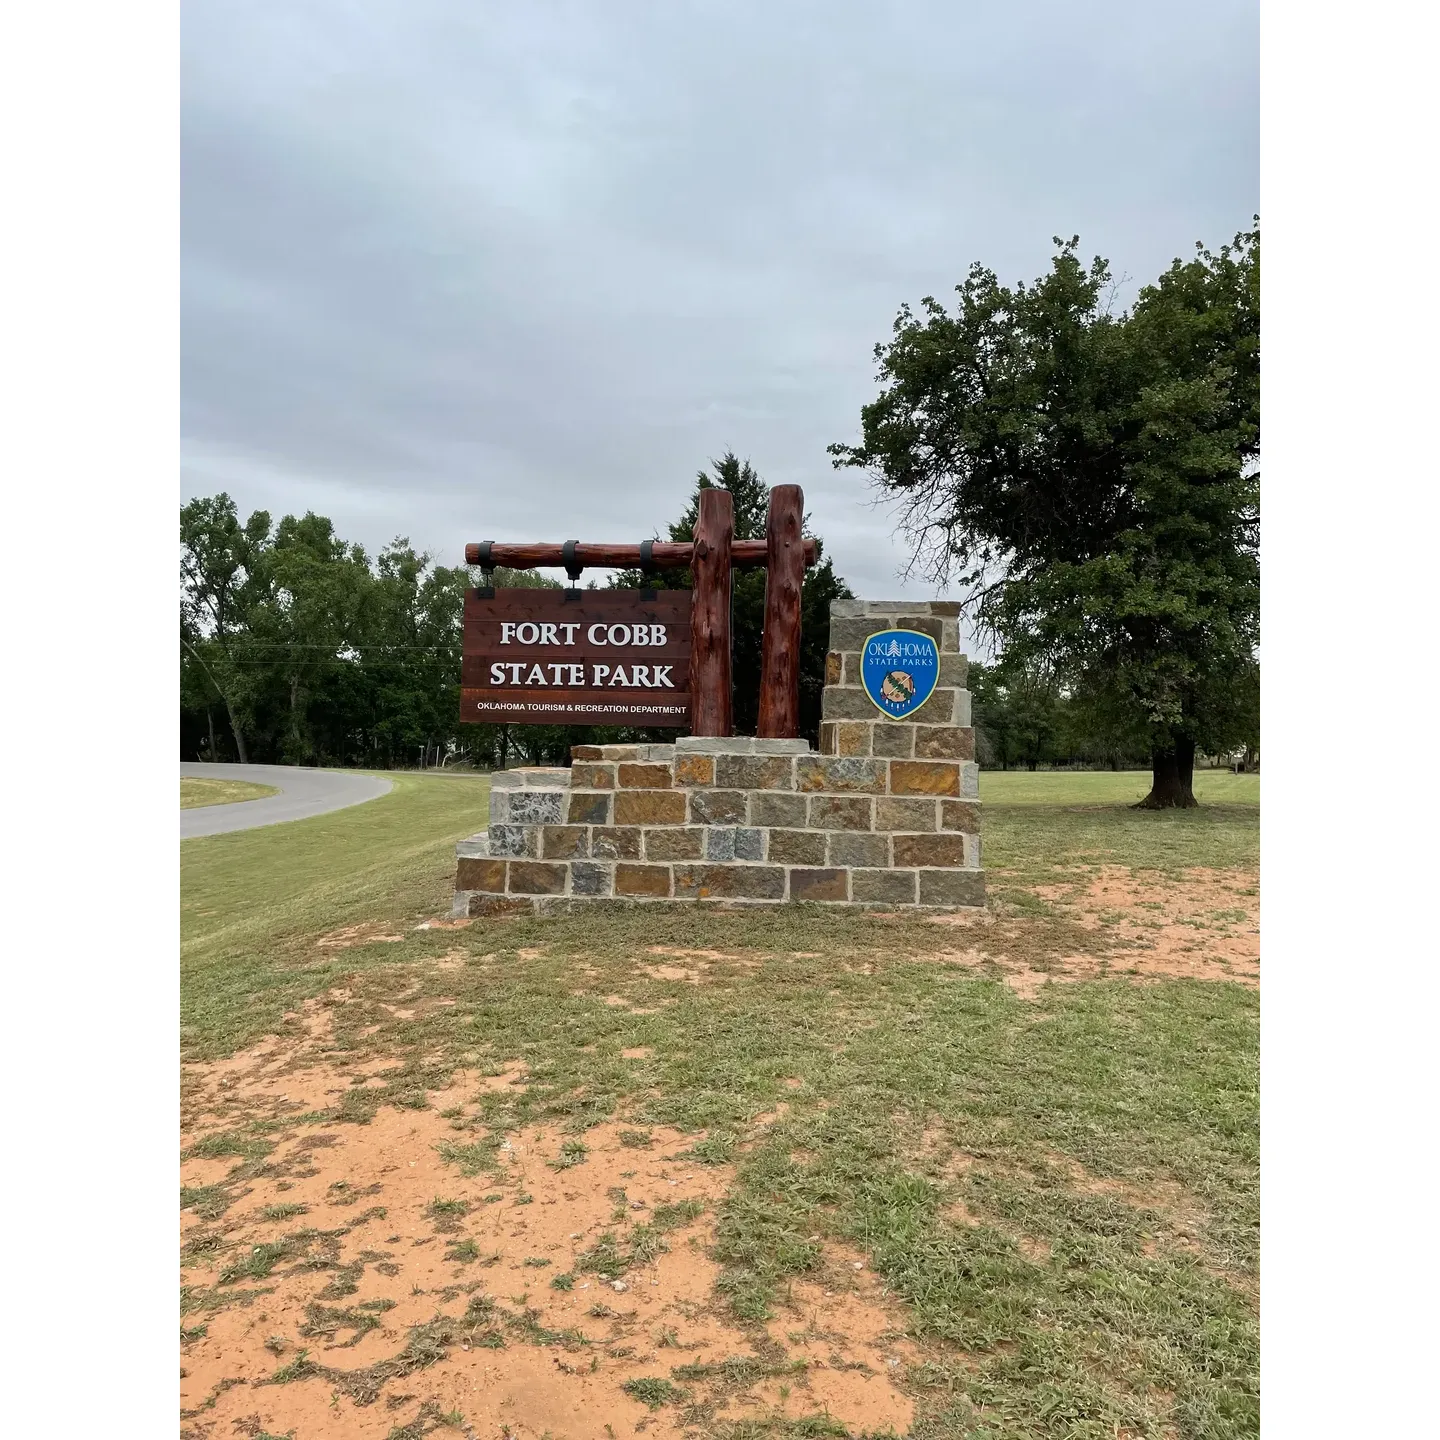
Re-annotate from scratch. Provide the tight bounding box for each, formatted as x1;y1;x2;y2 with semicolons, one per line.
859;629;940;719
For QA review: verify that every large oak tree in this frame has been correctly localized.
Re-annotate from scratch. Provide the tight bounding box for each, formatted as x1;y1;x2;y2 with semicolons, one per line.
831;227;1259;806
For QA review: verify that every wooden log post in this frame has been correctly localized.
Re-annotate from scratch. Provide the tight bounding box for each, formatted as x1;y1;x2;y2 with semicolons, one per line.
757;484;805;739
689;487;734;737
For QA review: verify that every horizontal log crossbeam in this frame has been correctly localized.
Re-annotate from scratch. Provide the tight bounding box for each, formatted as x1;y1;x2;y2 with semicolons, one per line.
465;539;818;572
467;489;813;740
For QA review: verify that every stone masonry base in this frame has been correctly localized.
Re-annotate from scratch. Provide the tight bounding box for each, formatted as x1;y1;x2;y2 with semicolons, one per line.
451;600;984;916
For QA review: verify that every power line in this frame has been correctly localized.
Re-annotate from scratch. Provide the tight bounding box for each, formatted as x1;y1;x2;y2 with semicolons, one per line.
183;643;460;652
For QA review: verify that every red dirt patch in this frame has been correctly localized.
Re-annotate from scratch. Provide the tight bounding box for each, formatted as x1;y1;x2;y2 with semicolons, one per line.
1037;865;1258;985
180;1047;916;1438
315;923;408;950
933;865;1258;992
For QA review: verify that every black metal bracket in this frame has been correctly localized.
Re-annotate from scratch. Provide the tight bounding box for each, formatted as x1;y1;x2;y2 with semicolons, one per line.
639;538;657;600
473;541;495;598
562;539;583;600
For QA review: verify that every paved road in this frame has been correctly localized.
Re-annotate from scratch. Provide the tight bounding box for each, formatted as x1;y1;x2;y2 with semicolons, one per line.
181;763;393;838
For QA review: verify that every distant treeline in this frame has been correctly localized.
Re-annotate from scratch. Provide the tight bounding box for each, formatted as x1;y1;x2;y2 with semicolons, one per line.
180;454;850;768
967;662;1256;772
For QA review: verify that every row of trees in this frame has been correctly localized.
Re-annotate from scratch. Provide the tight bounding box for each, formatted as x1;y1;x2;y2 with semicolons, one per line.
180;499;470;767
833;224;1260;805
180;454;851;767
967;661;1256;772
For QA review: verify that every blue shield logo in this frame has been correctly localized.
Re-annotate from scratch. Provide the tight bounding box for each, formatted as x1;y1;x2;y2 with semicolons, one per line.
860;629;940;720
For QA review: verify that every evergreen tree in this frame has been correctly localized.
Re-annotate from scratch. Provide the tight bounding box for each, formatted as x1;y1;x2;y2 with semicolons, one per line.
614;452;851;743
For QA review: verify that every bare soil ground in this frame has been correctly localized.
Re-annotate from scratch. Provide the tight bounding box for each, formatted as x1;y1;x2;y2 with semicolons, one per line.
932;865;1259;997
181;861;1258;1439
182;1041;917;1439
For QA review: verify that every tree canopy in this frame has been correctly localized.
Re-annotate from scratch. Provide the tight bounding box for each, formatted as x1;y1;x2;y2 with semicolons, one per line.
181;494;469;767
831;226;1259;805
181;458;853;763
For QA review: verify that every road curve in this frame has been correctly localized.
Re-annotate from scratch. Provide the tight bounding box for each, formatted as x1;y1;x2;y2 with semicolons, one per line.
181;762;393;838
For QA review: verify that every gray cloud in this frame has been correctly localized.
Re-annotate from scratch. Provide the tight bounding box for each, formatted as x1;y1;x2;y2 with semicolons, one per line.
182;0;1257;640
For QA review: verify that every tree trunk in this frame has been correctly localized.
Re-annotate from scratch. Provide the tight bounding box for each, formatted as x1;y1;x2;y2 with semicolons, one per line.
289;675;304;757
1136;737;1198;808
223;694;249;764
205;707;217;761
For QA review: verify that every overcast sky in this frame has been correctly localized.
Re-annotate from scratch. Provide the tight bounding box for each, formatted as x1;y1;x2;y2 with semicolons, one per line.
182;0;1257;622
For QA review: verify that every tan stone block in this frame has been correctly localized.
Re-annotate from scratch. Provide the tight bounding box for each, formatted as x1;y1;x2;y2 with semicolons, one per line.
871;722;915;758
673;753;715;786
914;726;975;761
618;762;673;789
598;745;648;761
644;827;704;861
789;867;849;902
940;800;983;833
508;861;568;895
796;756;886;794
893;833;966;867
827;832;889;867
821;686;878;722
889;760;960;797
715;754;796;790
808;795;872;831
467;895;533;917
456;858;505;893
570;761;615;789
542;826;589;859
766;828;828;865
567;790;611;825
672;864;785;900
615;863;672;897
570;745;604;761
830;615;941;649
875;797;938;832
749;792;807;827
919;869;985;907
852;868;918;904
689;789;747;825
825;651;842;686
615;790;688;826
833;722;872;757
591;827;641;860
939;654;969;687
918;689;955;723
819;722;838;756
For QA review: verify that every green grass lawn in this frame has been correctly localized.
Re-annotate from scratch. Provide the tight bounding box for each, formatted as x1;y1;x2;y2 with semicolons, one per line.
979;769;1258;807
980;770;1259;886
180;768;1259;1439
182;771;490;1053
180;776;280;809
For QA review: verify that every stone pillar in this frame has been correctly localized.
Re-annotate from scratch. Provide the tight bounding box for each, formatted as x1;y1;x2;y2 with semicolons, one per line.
819;599;982;906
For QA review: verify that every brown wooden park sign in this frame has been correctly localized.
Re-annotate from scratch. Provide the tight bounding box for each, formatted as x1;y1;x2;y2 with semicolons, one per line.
461;486;817;737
